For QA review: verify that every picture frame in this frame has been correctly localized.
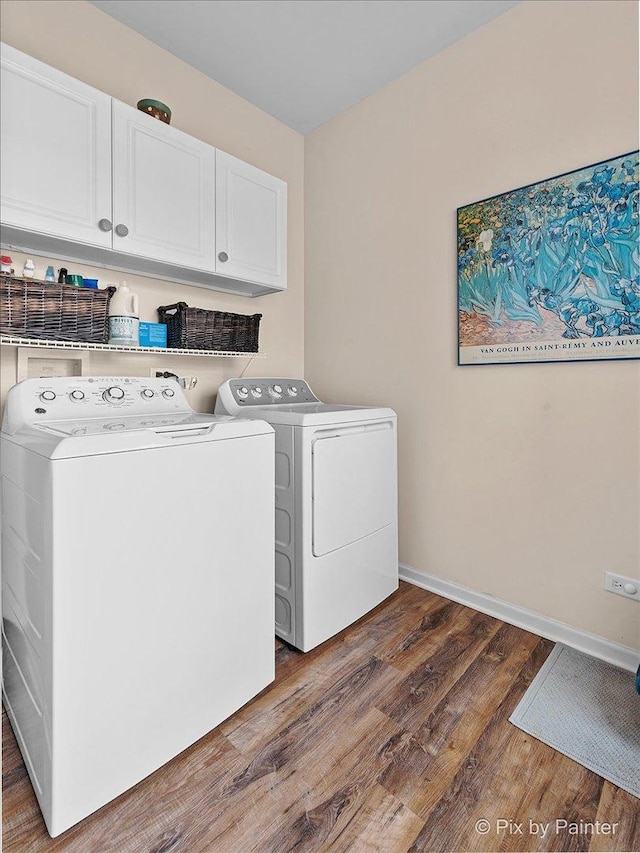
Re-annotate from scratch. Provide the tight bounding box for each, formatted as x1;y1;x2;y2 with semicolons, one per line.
457;151;639;365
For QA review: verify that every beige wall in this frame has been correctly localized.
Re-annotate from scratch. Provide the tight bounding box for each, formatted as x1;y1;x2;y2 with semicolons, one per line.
0;0;304;413
305;0;640;648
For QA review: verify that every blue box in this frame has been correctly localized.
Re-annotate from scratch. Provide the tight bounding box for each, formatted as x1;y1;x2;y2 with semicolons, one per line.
139;322;167;348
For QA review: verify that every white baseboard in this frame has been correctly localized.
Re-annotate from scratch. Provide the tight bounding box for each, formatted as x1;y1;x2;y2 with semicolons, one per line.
399;564;639;673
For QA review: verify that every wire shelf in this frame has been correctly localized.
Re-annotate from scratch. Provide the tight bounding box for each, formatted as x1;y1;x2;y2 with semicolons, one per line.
0;335;264;358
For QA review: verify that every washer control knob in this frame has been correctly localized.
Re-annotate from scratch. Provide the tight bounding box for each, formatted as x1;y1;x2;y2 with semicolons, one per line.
69;390;85;401
162;387;175;398
40;390;56;402
251;387;263;398
270;384;283;397
103;386;125;403
287;385;298;397
141;388;155;399
237;386;249;400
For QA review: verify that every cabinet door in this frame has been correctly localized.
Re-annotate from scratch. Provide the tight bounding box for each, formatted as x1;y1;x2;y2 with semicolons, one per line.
215;150;287;289
0;43;112;247
112;100;215;270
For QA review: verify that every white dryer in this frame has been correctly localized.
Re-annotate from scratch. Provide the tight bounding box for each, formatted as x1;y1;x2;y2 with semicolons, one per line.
1;376;274;837
216;378;398;652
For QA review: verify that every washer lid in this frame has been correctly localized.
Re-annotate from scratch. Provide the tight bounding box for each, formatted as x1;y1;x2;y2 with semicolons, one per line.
38;412;220;437
3;414;273;459
230;403;396;427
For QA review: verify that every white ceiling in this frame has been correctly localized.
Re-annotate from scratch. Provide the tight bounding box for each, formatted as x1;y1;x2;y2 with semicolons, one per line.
90;0;519;134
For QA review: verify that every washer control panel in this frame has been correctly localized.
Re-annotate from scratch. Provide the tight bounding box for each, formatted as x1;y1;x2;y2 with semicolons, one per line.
5;377;191;432
225;378;318;407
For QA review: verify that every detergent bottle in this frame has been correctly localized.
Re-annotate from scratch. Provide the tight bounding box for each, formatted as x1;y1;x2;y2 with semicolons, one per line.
108;281;139;346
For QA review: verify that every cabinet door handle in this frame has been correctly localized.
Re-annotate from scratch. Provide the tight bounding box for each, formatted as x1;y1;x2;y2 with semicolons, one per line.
115;224;129;237
218;251;229;263
98;218;113;232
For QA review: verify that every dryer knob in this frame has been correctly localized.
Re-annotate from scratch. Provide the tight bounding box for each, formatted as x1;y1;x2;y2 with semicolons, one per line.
270;384;283;397
237;386;249;399
70;390;85;401
141;389;155;399
162;388;175;398
251;387;263;398
40;390;56;402
287;386;298;397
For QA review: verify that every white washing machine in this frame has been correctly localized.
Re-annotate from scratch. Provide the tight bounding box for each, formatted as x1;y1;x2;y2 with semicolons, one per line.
1;376;275;837
216;378;398;652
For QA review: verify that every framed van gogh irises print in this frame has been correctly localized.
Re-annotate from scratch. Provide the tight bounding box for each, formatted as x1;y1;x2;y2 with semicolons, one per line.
457;151;639;365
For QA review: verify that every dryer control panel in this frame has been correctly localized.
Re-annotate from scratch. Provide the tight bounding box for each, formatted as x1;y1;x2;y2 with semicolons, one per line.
221;378;318;408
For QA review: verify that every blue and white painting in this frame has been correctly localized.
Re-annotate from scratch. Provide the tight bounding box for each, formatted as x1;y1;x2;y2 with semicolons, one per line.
458;151;639;364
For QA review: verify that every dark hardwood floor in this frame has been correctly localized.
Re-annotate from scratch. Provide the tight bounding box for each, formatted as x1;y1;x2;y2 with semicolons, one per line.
3;582;638;852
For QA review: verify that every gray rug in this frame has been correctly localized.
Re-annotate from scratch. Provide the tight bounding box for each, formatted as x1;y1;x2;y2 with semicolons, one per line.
510;644;640;798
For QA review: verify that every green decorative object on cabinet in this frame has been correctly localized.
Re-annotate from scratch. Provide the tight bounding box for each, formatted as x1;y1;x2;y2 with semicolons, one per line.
136;98;171;124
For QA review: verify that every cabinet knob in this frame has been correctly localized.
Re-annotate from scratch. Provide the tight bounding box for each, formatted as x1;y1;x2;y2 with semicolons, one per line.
218;251;229;263
98;218;113;232
115;224;129;237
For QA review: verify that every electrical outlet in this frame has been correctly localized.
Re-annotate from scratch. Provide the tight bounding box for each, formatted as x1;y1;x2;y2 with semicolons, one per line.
149;368;198;391
149;367;179;379
604;571;639;602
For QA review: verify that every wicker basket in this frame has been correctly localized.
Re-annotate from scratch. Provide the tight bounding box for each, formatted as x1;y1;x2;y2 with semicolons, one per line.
0;275;116;343
157;302;262;352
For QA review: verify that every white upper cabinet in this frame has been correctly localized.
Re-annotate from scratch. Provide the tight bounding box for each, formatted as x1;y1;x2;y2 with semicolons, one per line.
0;43;287;296
112;100;215;270
0;43;112;248
215;150;287;289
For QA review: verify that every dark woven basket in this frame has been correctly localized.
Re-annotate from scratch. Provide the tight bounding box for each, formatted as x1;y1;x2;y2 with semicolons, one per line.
0;275;116;343
157;302;262;352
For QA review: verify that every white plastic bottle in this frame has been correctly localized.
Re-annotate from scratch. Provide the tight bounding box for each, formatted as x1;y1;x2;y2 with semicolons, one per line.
108;281;139;346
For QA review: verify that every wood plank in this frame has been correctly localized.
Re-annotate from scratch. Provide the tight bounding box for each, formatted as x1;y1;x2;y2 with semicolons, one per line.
589;781;640;852
408;638;554;852
377;608;502;732
494;748;604;853
250;708;405;852
340;588;460;674
185;703;402;850
378;622;543;816
220;662;328;753
220;656;403;799
375;599;468;672
326;783;424;853
194;767;314;853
